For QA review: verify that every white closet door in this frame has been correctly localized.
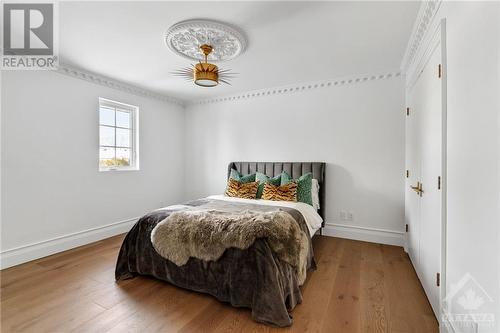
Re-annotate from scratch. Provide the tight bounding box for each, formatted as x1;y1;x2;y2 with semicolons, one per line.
405;41;443;319
418;44;443;316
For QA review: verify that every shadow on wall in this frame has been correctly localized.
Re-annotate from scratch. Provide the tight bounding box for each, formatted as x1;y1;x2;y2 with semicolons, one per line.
325;163;404;231
185;160;403;233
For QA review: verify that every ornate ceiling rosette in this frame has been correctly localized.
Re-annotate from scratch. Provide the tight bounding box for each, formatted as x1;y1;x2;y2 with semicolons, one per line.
165;19;247;62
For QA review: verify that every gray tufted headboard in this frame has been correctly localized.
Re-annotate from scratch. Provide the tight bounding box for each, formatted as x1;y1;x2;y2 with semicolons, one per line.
227;162;326;224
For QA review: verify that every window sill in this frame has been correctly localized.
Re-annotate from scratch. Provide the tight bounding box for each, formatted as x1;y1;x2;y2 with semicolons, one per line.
99;167;140;172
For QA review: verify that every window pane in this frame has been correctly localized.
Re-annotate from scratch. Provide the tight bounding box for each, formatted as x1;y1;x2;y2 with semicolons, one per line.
116;128;130;147
100;147;116;168
100;126;115;146
99;107;115;126
116;110;131;128
116;148;131;166
98;99;138;170
99;147;115;159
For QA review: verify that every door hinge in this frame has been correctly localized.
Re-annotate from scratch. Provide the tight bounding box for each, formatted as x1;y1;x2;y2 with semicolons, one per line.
405;224;409;232
406;170;409;178
438;64;442;78
436;273;441;287
438;176;441;190
406;107;410;116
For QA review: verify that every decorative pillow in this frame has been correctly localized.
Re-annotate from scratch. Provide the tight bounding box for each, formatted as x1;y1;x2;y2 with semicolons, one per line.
280;172;313;206
225;178;259;199
229;169;256;183
312;179;320;209
255;172;281;199
261;182;297;202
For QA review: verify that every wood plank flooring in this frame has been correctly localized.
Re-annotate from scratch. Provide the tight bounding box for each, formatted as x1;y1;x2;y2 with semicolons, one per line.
1;235;438;333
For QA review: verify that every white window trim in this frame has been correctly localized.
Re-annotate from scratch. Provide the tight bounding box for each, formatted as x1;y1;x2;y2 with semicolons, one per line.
98;97;140;172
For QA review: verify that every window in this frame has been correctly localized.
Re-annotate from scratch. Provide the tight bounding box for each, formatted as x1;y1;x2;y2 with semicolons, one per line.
99;98;139;171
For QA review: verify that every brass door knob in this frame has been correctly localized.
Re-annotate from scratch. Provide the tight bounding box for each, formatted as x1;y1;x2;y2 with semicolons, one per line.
410;181;424;196
418;182;424;196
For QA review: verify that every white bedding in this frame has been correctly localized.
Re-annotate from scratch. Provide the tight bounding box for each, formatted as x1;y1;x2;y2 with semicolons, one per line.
207;195;323;237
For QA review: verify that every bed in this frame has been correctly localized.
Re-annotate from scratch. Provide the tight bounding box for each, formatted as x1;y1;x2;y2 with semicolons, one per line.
115;161;326;327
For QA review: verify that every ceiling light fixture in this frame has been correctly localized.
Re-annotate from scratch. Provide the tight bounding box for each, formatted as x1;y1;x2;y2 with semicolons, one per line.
172;44;236;87
166;19;246;87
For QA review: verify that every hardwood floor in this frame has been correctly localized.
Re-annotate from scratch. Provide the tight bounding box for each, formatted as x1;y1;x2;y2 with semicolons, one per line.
1;235;438;333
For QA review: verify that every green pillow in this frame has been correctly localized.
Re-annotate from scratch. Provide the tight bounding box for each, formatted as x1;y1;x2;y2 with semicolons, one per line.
280;171;313;206
229;169;256;183
255;172;281;198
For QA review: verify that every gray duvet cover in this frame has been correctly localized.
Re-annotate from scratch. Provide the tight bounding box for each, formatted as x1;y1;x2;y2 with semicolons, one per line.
115;198;316;327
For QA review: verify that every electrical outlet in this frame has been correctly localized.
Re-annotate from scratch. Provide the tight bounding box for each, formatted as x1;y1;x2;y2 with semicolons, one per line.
340;210;347;221
347;212;353;221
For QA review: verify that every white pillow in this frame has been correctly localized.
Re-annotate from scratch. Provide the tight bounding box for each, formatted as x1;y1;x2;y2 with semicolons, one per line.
311;179;320;210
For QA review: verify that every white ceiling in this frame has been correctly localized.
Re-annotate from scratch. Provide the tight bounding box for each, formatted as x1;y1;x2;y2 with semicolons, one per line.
60;1;420;102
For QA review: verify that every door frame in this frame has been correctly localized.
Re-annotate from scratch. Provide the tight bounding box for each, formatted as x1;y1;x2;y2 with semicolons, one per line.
405;19;447;327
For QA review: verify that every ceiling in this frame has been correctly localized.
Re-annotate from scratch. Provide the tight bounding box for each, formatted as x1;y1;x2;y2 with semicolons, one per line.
60;1;420;102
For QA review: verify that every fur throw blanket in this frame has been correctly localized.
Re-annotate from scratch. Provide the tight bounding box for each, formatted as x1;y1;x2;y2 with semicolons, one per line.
151;209;309;285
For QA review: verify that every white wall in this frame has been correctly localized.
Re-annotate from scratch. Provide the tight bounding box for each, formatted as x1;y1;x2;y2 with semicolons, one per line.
184;75;406;244
444;2;500;332
405;2;500;332
1;70;185;267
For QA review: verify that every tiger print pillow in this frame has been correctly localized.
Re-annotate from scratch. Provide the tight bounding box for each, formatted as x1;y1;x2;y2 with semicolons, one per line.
225;178;259;199
261;182;297;202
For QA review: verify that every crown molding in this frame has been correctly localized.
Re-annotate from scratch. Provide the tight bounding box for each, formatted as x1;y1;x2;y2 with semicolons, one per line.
400;0;442;73
56;64;185;107
188;71;402;106
55;66;402;108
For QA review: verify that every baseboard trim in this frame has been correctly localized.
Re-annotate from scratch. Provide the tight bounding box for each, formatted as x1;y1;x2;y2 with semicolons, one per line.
1;219;405;268
442;315;456;333
442;312;464;333
0;217;138;269
322;223;404;247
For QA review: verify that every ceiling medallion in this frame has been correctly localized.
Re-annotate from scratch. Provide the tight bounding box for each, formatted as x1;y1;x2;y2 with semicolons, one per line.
166;19;246;87
165;19;247;62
